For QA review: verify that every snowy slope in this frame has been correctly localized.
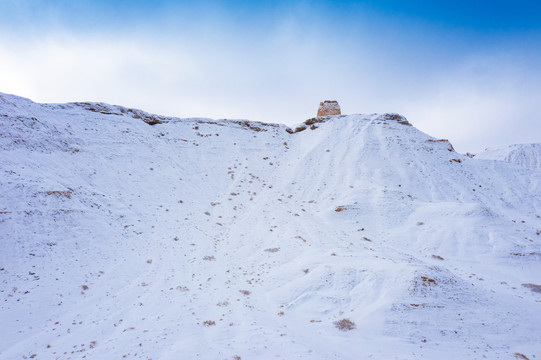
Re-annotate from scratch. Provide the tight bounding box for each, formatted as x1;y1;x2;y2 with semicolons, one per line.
1;93;540;360
476;143;541;170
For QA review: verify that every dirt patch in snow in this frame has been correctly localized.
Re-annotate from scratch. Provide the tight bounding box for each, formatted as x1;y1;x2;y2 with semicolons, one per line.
521;283;541;293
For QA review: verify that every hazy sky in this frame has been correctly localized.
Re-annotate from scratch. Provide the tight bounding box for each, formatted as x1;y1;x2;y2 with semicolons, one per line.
1;0;540;152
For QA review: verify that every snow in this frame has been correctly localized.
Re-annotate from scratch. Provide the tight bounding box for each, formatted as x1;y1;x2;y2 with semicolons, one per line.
476;143;541;170
1;92;540;359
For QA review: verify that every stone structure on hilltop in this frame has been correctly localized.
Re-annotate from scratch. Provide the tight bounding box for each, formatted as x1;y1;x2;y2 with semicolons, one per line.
317;100;341;117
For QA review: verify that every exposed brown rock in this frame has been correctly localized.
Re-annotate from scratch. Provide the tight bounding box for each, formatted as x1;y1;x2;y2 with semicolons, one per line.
376;113;411;126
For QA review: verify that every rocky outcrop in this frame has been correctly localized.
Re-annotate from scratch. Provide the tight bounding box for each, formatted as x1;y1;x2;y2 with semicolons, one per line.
317;100;341;117
376;113;411;126
73;102;169;125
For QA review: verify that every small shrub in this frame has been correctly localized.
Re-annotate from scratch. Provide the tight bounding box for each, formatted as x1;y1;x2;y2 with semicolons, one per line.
203;256;216;261
46;190;72;199
432;255;444;260
334;318;356;331
420;276;436;286
203;320;216;326
239;290;251;296
146;259;152;264
264;248;279;253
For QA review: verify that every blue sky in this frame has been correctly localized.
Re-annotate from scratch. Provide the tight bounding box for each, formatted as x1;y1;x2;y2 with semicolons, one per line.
1;0;540;151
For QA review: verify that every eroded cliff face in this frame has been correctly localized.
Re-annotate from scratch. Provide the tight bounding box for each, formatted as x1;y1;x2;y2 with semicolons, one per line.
317;100;341;116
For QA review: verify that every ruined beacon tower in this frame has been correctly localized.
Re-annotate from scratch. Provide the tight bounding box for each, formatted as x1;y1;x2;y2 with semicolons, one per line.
317;100;341;117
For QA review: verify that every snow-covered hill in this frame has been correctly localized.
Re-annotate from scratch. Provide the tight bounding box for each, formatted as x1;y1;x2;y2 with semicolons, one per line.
476;143;541;170
1;93;540;360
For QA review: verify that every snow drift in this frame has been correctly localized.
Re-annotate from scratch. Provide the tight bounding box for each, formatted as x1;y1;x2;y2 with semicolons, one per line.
476;143;541;170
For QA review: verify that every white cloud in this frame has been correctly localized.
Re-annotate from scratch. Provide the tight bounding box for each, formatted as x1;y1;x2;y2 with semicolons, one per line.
400;52;541;152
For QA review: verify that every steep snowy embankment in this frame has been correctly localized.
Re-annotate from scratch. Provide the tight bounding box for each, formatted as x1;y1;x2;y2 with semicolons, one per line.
1;93;540;360
476;143;541;170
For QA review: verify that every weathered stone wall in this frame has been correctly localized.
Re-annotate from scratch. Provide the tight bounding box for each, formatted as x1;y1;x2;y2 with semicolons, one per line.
317;100;341;117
